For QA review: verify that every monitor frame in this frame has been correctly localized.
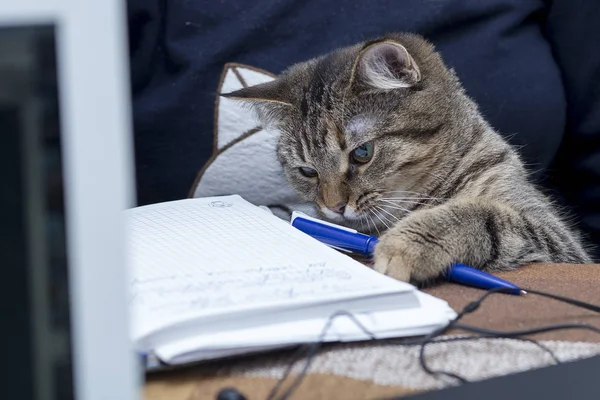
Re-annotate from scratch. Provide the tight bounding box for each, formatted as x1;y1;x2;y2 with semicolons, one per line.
0;2;137;399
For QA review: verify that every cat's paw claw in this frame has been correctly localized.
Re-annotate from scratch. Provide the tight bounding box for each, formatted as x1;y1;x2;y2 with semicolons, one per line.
373;237;413;282
373;226;452;282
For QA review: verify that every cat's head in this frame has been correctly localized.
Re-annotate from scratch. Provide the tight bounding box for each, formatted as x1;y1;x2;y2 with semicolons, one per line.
223;33;472;230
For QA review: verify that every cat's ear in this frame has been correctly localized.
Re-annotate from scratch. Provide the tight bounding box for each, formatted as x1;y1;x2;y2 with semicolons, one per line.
221;79;294;127
221;80;294;107
353;41;421;90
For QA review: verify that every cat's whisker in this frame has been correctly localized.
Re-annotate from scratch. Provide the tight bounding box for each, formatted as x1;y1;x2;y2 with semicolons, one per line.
366;210;381;236
379;195;434;198
379;196;439;199
374;207;399;232
382;198;446;204
375;205;400;222
379;198;433;207
381;189;432;196
379;203;412;214
372;208;391;230
359;214;370;234
378;199;435;206
365;216;376;236
381;190;448;201
381;196;447;202
379;193;447;201
379;210;397;230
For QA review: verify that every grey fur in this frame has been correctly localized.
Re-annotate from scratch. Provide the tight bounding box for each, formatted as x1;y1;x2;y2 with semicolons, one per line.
223;33;592;283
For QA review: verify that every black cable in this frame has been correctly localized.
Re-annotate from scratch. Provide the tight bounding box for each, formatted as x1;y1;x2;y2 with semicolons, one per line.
264;344;311;400
268;288;551;397
266;311;377;400
408;321;600;386
274;342;320;400
415;287;600;383
218;286;600;400
416;335;559;384
454;322;600;338
384;287;599;387
523;288;600;313
421;334;561;364
385;333;560;363
411;287;520;383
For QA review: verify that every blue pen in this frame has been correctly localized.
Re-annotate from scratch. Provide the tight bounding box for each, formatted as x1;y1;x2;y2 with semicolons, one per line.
291;212;378;256
444;263;525;295
290;212;525;295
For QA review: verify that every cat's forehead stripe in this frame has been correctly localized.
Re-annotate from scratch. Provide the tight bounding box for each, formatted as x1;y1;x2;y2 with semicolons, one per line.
335;128;347;150
324;119;346;150
294;134;307;163
297;117;317;155
301;130;316;163
309;125;325;152
296;124;322;163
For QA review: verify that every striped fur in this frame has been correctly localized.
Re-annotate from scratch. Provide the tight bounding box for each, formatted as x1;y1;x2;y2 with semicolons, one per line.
224;33;592;283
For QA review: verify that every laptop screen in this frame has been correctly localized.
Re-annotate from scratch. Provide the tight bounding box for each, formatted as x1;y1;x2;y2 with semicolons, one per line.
0;25;73;399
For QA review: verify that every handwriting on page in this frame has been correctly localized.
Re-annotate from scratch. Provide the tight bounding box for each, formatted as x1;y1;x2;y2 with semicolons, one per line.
127;200;382;319
129;262;379;316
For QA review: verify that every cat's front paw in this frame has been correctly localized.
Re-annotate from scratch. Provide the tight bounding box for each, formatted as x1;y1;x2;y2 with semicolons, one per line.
373;224;453;283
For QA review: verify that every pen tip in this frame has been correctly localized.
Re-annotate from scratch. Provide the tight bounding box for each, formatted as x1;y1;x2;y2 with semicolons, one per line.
520;290;527;295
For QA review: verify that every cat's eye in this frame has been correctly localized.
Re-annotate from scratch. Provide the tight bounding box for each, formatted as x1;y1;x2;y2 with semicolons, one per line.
350;142;374;164
299;167;318;178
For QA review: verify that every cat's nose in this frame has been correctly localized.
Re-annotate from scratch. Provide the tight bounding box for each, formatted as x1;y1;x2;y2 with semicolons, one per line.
327;202;346;214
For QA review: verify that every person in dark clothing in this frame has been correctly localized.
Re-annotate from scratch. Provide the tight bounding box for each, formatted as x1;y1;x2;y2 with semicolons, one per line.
126;0;600;261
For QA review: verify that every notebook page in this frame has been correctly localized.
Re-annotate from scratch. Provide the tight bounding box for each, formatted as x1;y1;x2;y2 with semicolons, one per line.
126;195;414;342
154;291;455;364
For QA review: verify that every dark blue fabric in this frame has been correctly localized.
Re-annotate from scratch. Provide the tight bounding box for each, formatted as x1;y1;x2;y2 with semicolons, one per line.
127;0;600;259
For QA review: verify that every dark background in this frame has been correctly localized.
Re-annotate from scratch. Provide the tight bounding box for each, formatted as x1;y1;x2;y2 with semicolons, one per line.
0;26;73;399
127;0;600;260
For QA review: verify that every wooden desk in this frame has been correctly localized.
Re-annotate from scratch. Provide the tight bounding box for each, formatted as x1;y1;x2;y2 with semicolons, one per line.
144;263;600;400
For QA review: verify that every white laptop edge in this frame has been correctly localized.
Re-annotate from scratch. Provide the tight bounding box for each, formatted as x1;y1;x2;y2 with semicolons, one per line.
0;2;139;399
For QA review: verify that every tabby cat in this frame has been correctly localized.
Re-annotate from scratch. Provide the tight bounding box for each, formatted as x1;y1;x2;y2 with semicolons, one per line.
223;33;591;283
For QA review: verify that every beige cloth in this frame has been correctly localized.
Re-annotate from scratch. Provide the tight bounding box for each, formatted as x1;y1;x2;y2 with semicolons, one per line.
144;263;600;399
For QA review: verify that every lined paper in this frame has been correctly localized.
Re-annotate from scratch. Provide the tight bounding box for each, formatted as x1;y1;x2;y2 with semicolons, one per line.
125;196;413;339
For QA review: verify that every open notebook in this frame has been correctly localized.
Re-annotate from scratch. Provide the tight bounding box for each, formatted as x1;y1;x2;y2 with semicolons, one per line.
125;195;456;368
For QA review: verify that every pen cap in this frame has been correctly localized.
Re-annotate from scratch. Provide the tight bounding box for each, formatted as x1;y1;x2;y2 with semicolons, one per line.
445;263;522;295
366;236;379;257
291;216;375;256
